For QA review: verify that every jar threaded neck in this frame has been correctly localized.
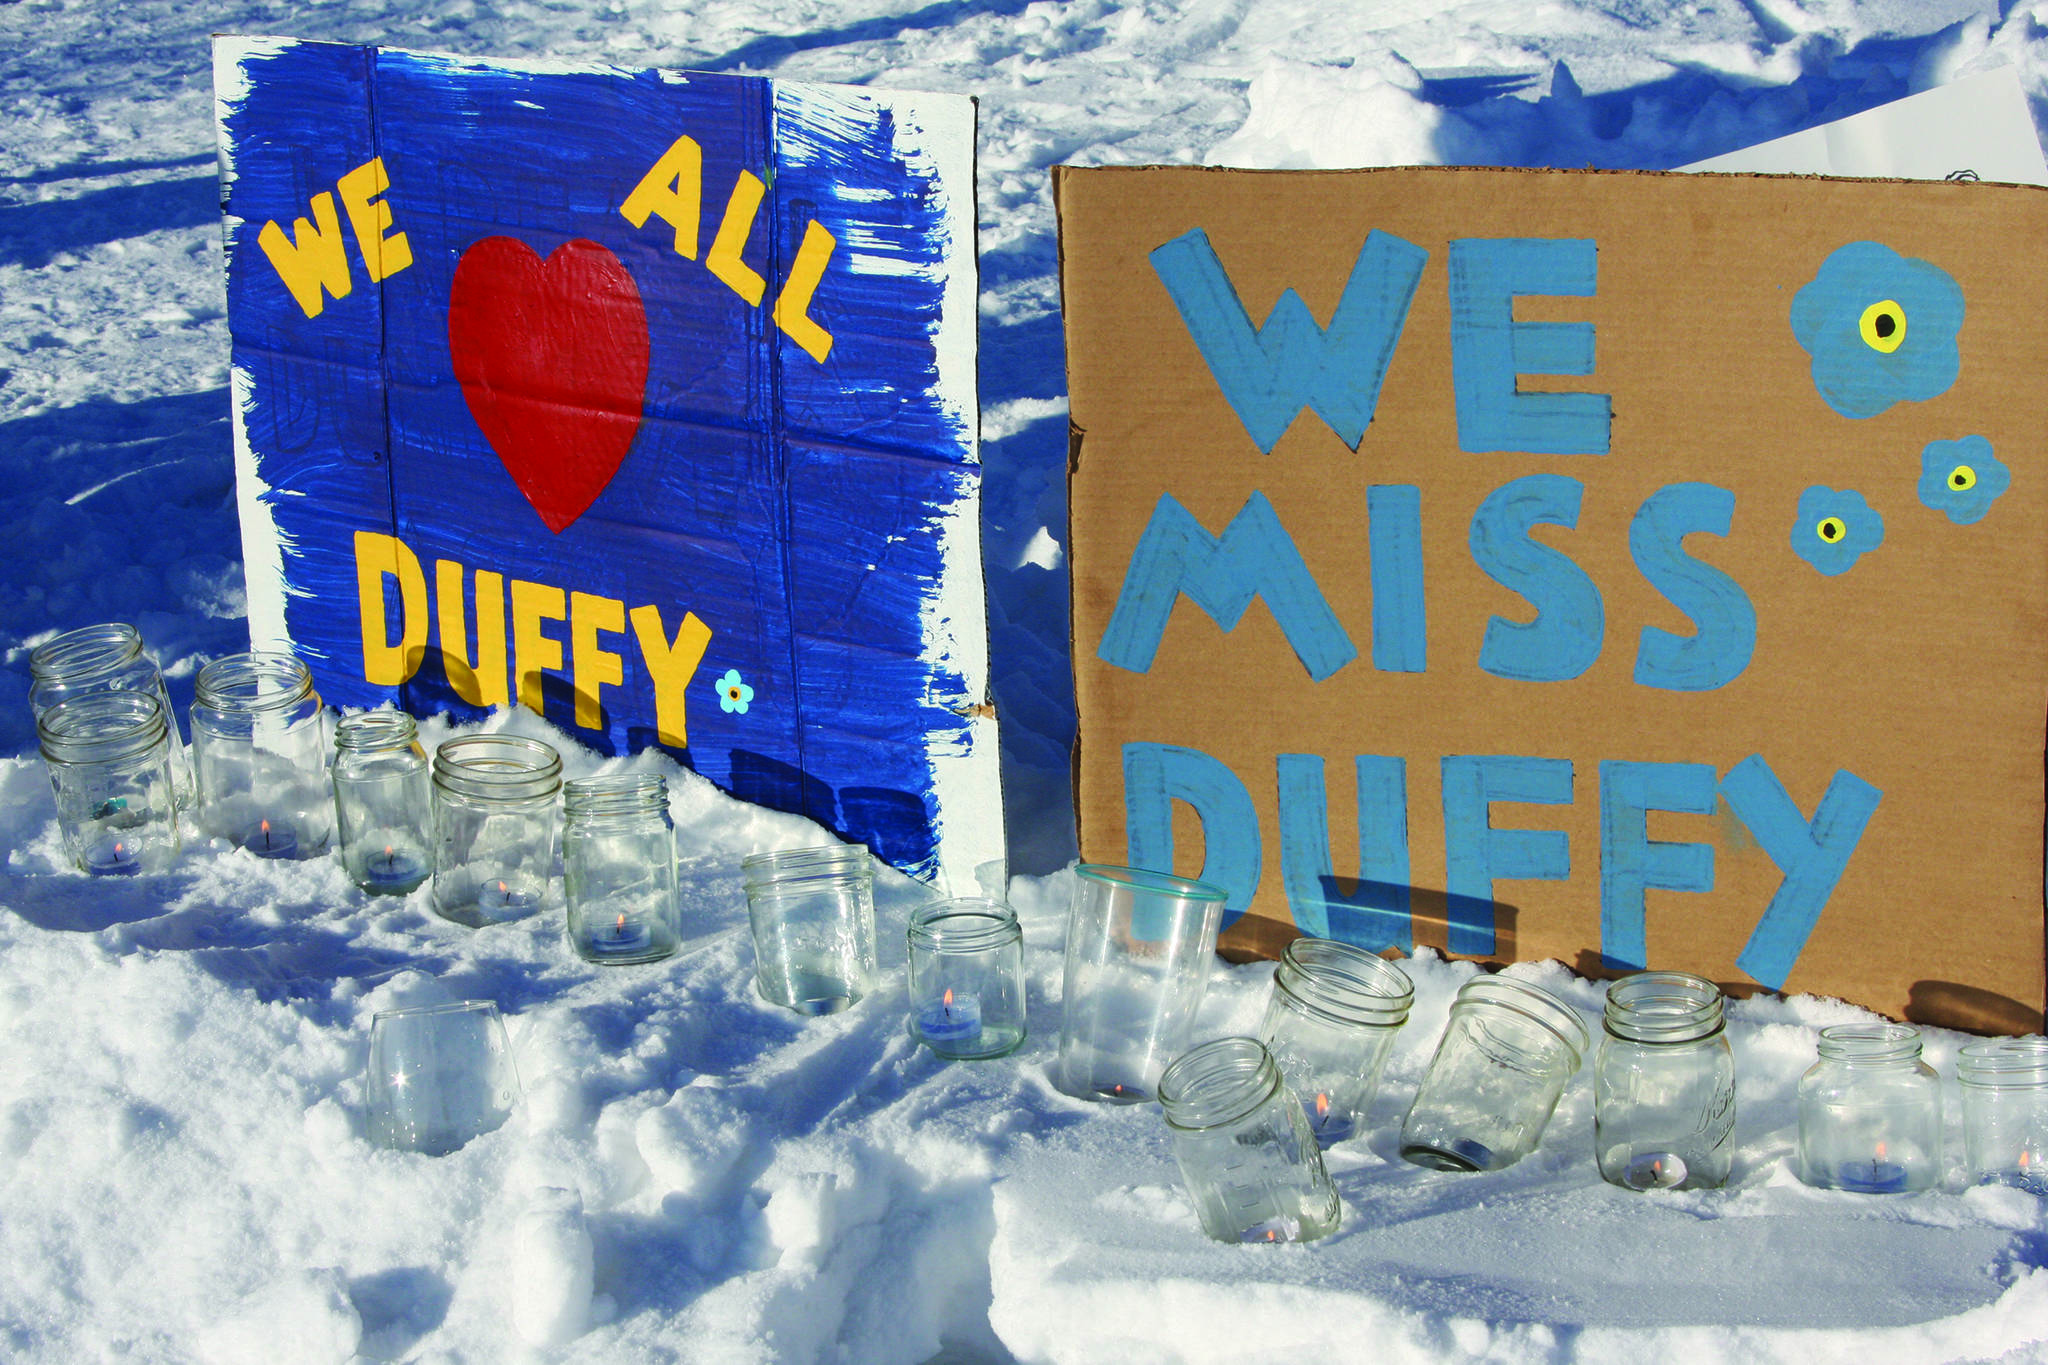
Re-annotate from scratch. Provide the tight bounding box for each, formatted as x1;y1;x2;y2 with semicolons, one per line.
194;651;315;713
1274;937;1414;1028
37;690;169;765
1815;1022;1923;1066
29;623;143;683
334;709;420;753
1603;971;1725;1044
743;844;871;890
1158;1036;1283;1131
907;897;1020;953
1958;1037;2048;1088
564;771;668;818
431;735;563;802
1451;975;1590;1063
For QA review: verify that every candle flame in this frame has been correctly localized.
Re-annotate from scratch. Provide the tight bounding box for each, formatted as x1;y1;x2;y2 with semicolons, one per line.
1875;1140;1888;1163
114;842;125;857
497;880;508;894
1314;1092;1330;1119
943;988;954;1011
1265;1228;1277;1242
616;912;628;933
1652;1159;1663;1180
384;844;394;858
259;819;271;846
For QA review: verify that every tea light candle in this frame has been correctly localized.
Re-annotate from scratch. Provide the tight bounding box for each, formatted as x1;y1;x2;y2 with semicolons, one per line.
476;878;540;916
363;845;428;894
84;836;143;877
917;989;983;1046
1305;1091;1357;1145
1238;1214;1303;1244
1622;1152;1688;1190
1837;1151;1911;1194
590;910;654;956
241;818;298;859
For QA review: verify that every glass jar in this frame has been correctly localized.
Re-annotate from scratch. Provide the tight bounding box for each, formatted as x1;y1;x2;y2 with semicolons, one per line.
430;735;562;928
906;897;1027;1060
562;772;679;965
1400;974;1590;1172
29;622;194;810
1256;937;1413;1146
332;709;432;896
1796;1022;1943;1193
189;651;333;858
37;690;182;876
1958;1038;2048;1193
741;845;878;1015
1053;864;1230;1103
1593;971;1736;1190
1156;1036;1342;1244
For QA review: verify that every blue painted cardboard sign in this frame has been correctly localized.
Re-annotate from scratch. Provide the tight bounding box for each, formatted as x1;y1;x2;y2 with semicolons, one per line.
1058;165;2047;1033
214;39;1001;892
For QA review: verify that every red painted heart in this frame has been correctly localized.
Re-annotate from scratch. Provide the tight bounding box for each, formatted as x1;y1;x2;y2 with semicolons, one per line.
447;237;650;534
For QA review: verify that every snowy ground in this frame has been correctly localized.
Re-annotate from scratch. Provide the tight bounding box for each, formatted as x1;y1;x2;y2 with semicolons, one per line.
5;0;2048;1360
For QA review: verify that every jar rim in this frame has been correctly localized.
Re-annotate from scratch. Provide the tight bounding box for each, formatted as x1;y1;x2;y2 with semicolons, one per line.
1958;1037;2048;1086
29;622;143;682
564;771;668;816
1815;1021;1922;1064
334;708;420;751
1157;1036;1282;1130
742;843;872;886
1602;971;1725;1044
37;690;169;765
1452;975;1591;1059
1075;863;1227;904
371;998;503;1025
431;734;563;801
907;897;1020;952
194;651;316;712
1275;937;1414;1026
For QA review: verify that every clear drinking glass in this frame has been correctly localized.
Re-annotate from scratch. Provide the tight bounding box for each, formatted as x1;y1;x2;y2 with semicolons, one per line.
906;897;1027;1060
364;1000;520;1155
562;772;680;965
189;651;333;857
1399;974;1590;1172
37;690;182;876
1959;1038;2048;1193
1053;864;1229;1103
29;622;193;809
1256;937;1413;1146
429;735;562;927
1796;1022;1942;1194
742;844;878;1015
1157;1036;1342;1244
332;709;432;896
1594;971;1736;1190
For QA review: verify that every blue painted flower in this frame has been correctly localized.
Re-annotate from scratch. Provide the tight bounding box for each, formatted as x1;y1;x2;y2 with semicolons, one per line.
1789;242;1964;419
1918;434;2009;525
716;668;754;715
1791;486;1884;575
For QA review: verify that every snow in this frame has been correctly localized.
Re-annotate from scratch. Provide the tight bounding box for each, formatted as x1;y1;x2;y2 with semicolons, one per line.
5;0;2048;1360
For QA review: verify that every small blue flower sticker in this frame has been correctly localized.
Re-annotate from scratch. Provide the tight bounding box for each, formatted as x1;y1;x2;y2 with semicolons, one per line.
1918;434;2009;525
1792;486;1884;575
716;668;754;715
1789;242;1964;419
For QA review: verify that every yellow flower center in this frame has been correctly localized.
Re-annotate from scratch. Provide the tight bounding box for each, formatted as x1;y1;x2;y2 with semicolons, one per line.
1949;465;1977;491
1859;299;1906;353
1817;516;1846;544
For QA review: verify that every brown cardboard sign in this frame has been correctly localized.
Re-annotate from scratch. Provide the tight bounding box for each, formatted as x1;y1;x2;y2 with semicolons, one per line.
1058;165;2048;1034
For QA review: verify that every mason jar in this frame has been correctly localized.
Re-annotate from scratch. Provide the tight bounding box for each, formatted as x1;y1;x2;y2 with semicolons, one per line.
1594;971;1736;1190
1957;1038;2048;1193
1400;974;1590;1172
189;651;333;858
1156;1036;1342;1244
37;690;181;876
1796;1022;1943;1194
741;844;878;1014
29;622;193;809
562;772;679;965
430;735;562;928
1256;938;1413;1146
332;709;433;895
906;897;1027;1060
